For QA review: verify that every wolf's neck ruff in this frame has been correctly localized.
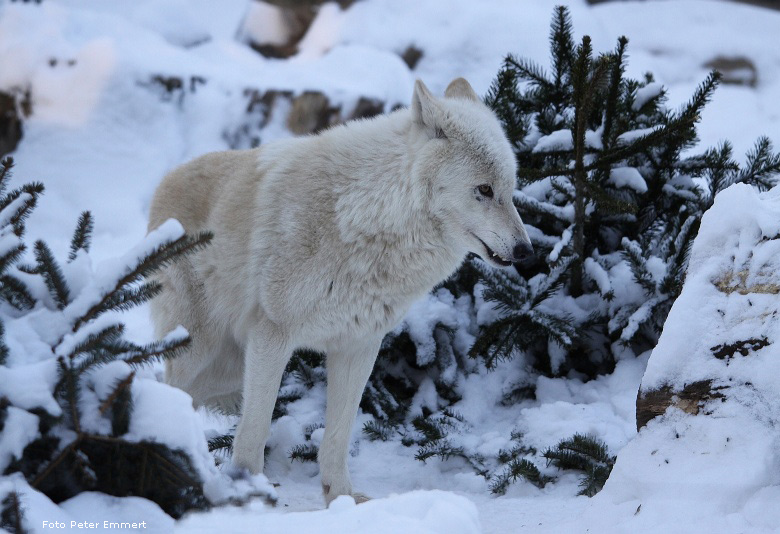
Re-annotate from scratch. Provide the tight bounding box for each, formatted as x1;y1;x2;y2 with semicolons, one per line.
327;112;444;243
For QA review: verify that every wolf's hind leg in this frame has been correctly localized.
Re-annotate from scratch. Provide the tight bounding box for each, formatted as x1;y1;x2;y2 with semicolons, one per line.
232;322;292;474
319;336;382;505
149;258;215;395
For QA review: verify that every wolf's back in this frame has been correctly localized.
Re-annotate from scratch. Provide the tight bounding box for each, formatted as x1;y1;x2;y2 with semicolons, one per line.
148;148;260;234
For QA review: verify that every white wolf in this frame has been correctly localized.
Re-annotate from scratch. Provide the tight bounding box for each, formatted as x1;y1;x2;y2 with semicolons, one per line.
148;78;532;504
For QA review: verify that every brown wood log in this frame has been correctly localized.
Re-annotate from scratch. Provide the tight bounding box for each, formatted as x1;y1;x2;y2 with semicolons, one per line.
636;380;726;431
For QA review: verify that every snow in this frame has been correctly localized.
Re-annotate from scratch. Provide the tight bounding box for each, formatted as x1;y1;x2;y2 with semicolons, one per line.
532;129;572;153
608;166;648;193
0;408;39;473
402;290;470;367
584;257;611;295
520;354;648;455
514;190;575;222
0;475;176;534
547;226;572;263
585;128;604;150
642;183;780;391
238;1;289;48
176;491;481;534
616;126;660;145
296;3;345;60
2;0;780;532
0;193;32;228
632;82;664;111
0;359;61;416
60;492;175;533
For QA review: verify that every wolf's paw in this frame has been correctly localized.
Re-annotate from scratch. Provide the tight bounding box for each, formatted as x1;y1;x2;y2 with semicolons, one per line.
326;493;371;510
352;492;371;504
222;461;254;481
323;480;350;506
322;483;372;506
208;463;278;507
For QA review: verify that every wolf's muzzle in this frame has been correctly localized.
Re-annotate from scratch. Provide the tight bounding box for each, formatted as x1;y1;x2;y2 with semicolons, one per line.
513;241;534;261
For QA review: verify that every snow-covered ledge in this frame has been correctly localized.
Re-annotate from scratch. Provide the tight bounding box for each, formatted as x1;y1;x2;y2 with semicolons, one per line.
636;183;780;425
601;183;780;529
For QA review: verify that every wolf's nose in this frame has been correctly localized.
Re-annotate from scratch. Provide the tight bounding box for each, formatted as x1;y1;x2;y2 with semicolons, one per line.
513;241;534;261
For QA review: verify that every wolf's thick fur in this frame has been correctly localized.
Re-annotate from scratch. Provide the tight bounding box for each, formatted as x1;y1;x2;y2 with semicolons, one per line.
148;78;531;504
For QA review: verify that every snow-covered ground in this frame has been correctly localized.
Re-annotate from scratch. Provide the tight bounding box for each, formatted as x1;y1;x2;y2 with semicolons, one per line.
2;0;780;532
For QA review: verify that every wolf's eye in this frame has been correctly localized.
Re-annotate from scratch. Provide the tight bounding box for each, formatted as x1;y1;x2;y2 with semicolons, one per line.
478;184;494;198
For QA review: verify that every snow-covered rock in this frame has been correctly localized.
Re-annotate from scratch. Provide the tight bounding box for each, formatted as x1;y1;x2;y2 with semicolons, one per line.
608;183;780;531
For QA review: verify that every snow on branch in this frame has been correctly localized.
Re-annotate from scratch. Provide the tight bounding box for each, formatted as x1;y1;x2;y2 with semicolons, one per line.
514;190;575;222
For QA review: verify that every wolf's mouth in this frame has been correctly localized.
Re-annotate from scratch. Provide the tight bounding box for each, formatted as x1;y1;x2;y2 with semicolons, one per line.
473;235;512;267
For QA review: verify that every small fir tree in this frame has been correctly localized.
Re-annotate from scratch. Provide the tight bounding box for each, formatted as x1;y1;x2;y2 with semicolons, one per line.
0;157;220;519
543;433;615;497
476;5;780;376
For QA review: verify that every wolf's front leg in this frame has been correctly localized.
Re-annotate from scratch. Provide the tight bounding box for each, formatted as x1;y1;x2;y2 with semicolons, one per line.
232;323;292;474
319;336;382;505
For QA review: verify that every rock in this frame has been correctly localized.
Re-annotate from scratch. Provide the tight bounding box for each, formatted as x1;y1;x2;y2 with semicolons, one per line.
348;98;384;121
636;183;780;430
263;0;357;9
703;56;758;87
225;87;391;146
400;45;423;70
241;0;359;59
224;89;293;149
0;90;27;157
286;91;340;135
597;183;780;525
140;75;207;105
635;380;726;431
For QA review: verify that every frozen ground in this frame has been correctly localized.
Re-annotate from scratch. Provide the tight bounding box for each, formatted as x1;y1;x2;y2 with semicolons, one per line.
2;0;779;532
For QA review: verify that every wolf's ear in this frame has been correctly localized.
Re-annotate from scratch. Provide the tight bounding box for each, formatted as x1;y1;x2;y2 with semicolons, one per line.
411;79;444;135
444;78;479;102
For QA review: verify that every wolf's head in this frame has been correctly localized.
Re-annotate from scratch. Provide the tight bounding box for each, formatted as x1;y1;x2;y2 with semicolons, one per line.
411;78;533;268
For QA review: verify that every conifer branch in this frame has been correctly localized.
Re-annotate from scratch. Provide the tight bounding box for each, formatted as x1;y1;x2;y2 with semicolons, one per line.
98;281;164;315
120;335;191;367
543;434;615;497
602;36;628;150
1;491;26;534
68;211;94;261
289;444;318;463
98;372;135;415
737;136;780;191
62;323;125;360
207;434;234;453
71;231;212;332
468;316;527;368
0;156;13;196
34;241;70;309
415;440;466;463
505;56;552;90
0;184;45;238
0;322;7;366
550;5;575;92
362;419;396;441
0;243;26;276
490;458;550;494
1;164;216;517
110;375;133;437
0;274;35;310
621;238;656;295
57;356;82;433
